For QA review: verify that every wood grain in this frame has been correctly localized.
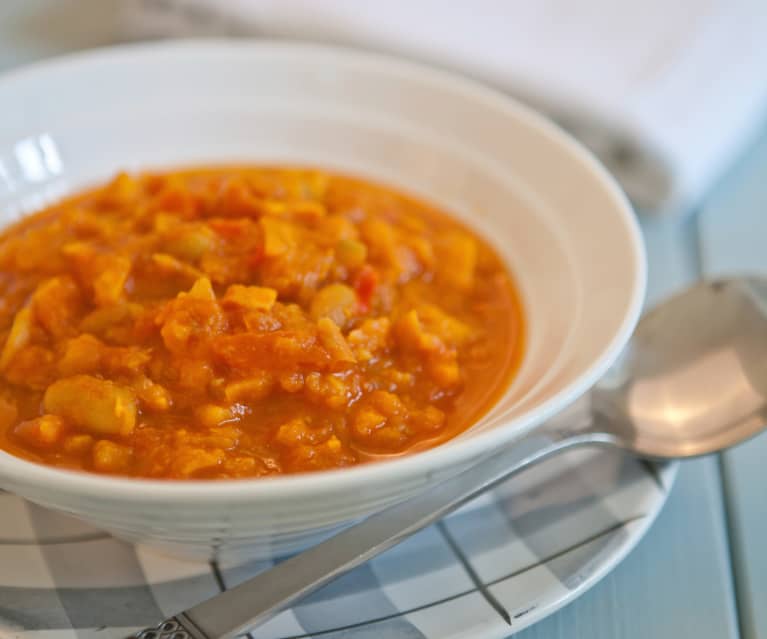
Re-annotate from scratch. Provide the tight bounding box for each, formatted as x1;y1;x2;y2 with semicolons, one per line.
515;212;741;637
698;125;767;639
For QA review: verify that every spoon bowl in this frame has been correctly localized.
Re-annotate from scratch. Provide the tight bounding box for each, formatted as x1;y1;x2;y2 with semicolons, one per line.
592;277;767;458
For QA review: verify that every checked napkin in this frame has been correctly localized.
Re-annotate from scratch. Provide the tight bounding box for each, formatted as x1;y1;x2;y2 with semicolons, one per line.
0;447;671;639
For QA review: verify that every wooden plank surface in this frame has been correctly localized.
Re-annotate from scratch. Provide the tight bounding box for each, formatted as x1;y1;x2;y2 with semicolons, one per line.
0;4;744;638
516;215;740;638
698;124;767;639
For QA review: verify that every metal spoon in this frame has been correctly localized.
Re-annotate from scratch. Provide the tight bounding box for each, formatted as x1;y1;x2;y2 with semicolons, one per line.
129;277;767;639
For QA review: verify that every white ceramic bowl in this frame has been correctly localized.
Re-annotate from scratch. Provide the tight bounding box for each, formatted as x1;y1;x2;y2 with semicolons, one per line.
0;40;645;561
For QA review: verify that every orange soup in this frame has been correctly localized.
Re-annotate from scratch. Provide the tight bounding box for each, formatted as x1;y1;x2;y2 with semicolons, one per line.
0;167;523;478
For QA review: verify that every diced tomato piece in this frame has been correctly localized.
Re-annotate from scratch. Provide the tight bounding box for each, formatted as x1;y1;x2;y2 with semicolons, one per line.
208;217;253;239
353;264;378;312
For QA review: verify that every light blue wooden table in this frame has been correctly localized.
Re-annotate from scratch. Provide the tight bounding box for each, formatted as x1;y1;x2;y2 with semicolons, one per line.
0;2;764;637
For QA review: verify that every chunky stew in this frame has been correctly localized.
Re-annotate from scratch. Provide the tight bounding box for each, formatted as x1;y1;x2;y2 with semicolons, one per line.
0;167;523;478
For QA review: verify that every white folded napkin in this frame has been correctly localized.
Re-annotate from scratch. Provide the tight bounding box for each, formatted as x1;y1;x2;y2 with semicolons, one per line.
121;0;767;215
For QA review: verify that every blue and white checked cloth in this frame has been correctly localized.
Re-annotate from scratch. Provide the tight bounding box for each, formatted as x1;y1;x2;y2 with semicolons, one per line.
0;448;673;639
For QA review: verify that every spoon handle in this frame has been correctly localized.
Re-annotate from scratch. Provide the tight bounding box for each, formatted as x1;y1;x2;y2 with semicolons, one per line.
128;427;599;639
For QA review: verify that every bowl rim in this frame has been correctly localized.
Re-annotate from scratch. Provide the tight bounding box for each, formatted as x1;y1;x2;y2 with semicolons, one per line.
0;38;646;500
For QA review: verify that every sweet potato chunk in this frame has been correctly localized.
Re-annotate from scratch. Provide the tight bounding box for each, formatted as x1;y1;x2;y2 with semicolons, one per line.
32;276;82;338
5;345;56;390
222;285;277;312
347;318;391;361
213;331;336;373
438;231;477;289
157;278;227;353
14;415;66;449
261;217;296;257
224;372;275;402
316;317;356;365
57;334;104;376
